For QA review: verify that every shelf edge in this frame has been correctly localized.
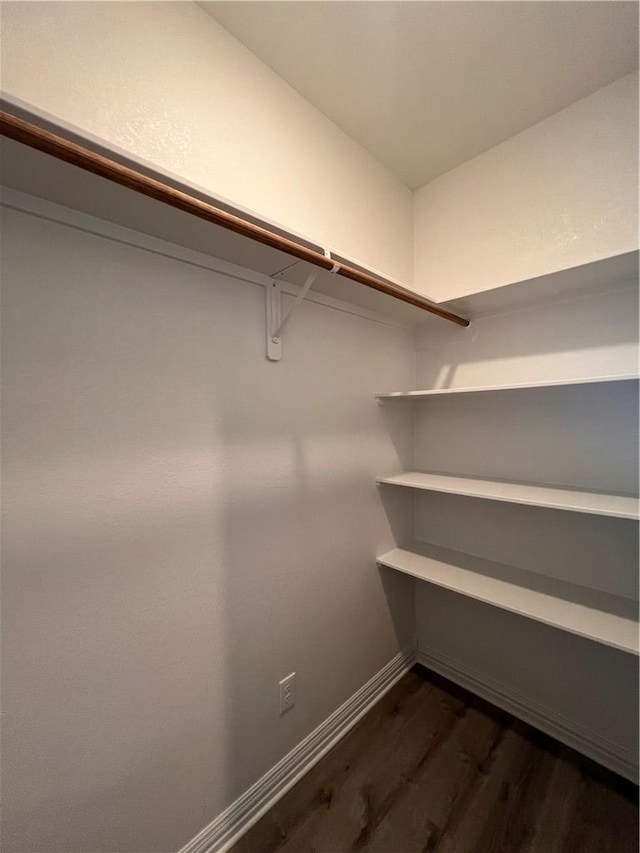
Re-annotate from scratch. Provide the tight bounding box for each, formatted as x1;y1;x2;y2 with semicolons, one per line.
377;547;639;656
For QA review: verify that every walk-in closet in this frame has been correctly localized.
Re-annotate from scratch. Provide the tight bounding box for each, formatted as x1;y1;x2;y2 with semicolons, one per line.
1;3;638;852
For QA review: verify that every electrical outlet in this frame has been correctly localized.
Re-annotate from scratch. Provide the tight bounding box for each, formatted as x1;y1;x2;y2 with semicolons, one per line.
279;672;296;715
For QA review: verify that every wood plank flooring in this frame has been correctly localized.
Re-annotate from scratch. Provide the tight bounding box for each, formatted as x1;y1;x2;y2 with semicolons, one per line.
231;665;638;853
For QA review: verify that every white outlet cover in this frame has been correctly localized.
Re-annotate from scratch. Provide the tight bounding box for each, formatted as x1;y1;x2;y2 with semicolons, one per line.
279;672;296;715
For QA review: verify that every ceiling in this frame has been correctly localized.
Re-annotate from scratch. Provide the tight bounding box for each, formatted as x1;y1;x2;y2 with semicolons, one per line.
198;1;638;189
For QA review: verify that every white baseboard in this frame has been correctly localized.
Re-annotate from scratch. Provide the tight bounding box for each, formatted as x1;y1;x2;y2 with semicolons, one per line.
416;645;638;783
180;646;416;853
180;641;635;853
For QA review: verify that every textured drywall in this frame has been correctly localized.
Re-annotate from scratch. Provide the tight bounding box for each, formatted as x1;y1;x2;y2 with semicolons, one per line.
0;1;413;284
1;202;415;852
2;2;637;299
414;73;639;301
201;0;639;189
414;284;640;389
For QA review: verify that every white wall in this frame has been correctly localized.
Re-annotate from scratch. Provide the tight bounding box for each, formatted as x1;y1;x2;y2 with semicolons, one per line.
414;73;639;301
2;5;638;845
0;0;413;284
414;284;640;390
3;3;637;301
416;587;639;776
1;197;415;852
411;289;639;777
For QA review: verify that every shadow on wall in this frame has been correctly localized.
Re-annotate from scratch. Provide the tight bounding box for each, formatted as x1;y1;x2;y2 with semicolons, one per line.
2;207;418;853
412;380;639;493
413;490;639;600
211;289;418;828
376;404;415;473
414;284;639;390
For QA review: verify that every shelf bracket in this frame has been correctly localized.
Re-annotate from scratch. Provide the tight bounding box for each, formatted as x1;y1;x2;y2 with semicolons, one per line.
266;269;319;361
266;281;283;361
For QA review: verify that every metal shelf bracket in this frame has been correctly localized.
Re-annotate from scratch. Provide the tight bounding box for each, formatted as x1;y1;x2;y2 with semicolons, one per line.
266;269;319;361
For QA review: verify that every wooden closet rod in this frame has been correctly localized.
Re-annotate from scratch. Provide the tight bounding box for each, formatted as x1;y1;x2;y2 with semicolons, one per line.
0;111;469;327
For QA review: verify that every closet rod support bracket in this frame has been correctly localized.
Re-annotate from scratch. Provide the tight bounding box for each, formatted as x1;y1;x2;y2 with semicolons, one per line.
266;269;319;361
266;281;283;361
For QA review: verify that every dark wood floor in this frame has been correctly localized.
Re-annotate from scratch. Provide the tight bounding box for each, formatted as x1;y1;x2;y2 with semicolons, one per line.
232;665;638;853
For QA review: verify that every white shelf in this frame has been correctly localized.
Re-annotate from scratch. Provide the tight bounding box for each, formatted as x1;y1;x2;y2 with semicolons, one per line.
376;374;639;401
376;471;639;520
438;251;638;319
377;544;639;655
